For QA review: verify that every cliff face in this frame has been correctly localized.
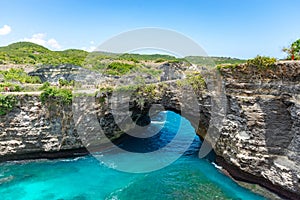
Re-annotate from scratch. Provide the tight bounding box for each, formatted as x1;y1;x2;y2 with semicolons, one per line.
0;95;84;161
0;61;300;199
215;61;300;199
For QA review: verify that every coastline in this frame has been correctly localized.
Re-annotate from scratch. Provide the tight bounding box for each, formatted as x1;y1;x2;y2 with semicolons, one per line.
216;156;298;200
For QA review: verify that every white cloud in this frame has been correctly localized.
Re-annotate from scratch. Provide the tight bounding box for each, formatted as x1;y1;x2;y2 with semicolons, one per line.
82;45;96;52
23;33;61;49
0;25;12;35
47;38;61;49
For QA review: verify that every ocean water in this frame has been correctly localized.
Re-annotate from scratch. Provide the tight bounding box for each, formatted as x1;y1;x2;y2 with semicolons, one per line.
0;111;266;200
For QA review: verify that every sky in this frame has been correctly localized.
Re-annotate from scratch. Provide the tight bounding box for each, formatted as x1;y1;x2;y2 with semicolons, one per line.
0;0;300;59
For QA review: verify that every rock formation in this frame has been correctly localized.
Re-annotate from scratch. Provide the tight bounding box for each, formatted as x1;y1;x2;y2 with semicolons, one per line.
1;61;300;199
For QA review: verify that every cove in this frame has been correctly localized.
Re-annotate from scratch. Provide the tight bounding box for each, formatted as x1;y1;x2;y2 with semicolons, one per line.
0;111;265;200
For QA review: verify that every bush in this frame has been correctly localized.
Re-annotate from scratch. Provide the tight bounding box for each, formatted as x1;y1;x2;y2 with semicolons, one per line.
177;72;206;91
59;79;75;87
246;56;276;70
0;94;17;115
0;82;22;92
0;68;41;83
283;39;300;60
105;62;137;76
39;82;50;90
40;86;72;104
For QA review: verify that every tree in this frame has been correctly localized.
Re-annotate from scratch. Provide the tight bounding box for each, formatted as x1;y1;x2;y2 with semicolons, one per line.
283;39;300;60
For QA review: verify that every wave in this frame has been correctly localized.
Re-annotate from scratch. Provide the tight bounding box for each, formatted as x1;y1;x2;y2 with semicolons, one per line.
212;162;222;170
151;120;166;125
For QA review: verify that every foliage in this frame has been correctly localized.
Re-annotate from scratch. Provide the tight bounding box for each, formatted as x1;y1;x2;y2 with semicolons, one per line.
39;82;50;90
176;72;206;92
185;56;245;67
98;86;114;93
141;84;156;97
139;68;162;78
216;63;239;70
246;55;276;69
59;79;75;87
186;72;206;90
0;68;41;83
40;86;72;104
283;39;300;60
0;94;17;115
105;62;137;75
0;42;88;66
114;84;139;92
0;82;22;92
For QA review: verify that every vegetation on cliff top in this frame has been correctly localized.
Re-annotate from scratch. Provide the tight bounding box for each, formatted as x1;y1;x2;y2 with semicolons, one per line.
185;56;245;67
40;82;73;105
283;39;300;60
0;68;41;84
217;55;277;70
0;94;17;115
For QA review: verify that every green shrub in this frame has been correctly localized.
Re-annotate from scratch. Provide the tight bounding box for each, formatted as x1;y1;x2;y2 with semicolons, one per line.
177;72;206;91
59;79;75;87
186;73;206;90
98;86;114;93
0;94;17;115
0;68;41;84
154;58;166;63
115;85;139;92
40;86;72;104
0;82;22;92
246;56;276;70
142;84;156;97
283;39;300;60
39;82;50;90
105;62;137;76
216;64;238;70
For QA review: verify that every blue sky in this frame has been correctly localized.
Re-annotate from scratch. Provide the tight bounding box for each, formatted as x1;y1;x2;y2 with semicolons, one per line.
0;0;299;59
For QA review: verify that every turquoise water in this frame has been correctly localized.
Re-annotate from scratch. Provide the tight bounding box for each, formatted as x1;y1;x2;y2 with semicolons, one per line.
0;111;265;200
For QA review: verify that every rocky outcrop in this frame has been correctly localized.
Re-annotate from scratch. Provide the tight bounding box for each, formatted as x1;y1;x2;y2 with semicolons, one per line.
0;95;85;161
28;64;105;85
1;61;300;199
215;61;300;200
28;62;188;86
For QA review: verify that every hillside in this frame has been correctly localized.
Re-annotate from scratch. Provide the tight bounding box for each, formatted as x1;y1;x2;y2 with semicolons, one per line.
0;42;245;67
0;42;88;66
185;56;245;67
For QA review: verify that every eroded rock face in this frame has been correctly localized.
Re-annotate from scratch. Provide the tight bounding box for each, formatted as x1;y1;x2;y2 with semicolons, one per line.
216;62;300;199
1;61;300;199
0;95;83;161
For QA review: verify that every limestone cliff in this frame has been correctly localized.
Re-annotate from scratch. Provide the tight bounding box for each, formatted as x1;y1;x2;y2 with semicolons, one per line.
0;95;84;161
0;61;300;199
214;61;300;200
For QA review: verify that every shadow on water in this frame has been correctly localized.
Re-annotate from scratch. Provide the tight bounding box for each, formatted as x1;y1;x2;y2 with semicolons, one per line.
115;110;216;161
